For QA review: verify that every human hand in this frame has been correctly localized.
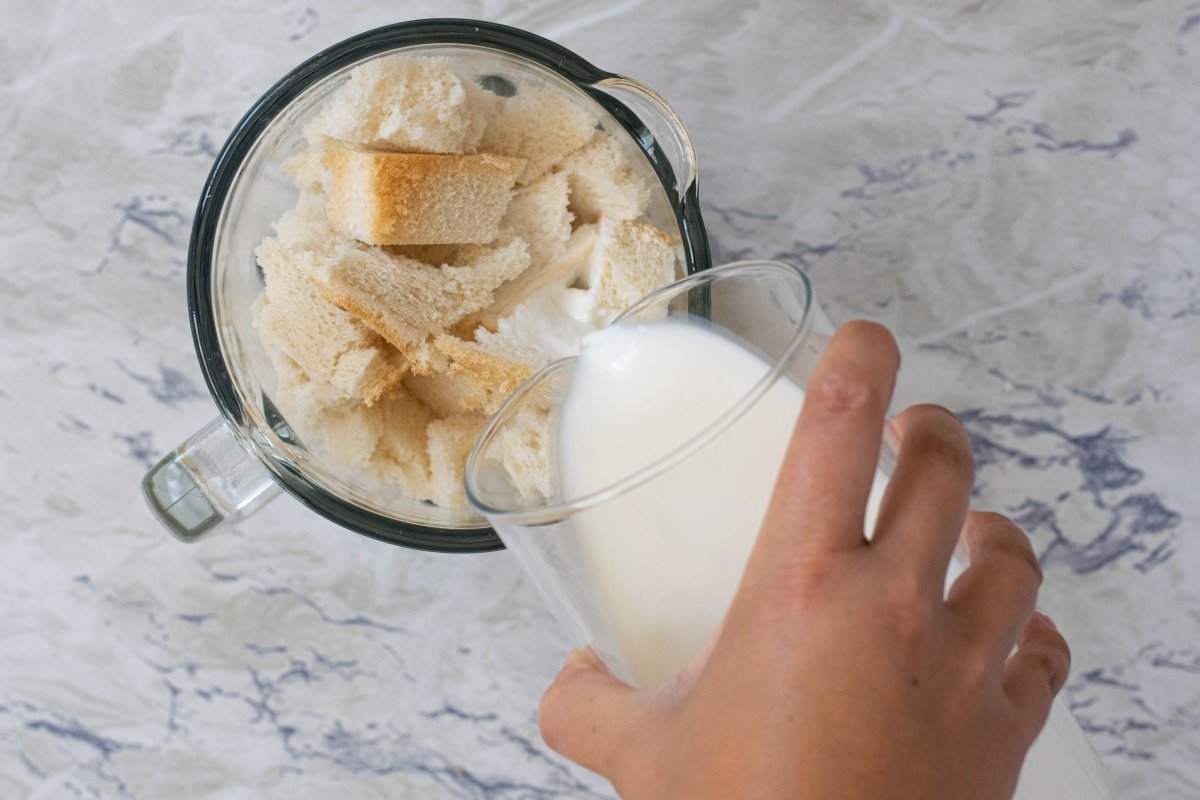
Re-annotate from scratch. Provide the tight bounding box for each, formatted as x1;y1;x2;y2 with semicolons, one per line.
537;321;1070;800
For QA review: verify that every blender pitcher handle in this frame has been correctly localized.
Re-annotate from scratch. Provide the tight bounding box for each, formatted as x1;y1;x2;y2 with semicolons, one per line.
142;416;280;542
594;76;699;200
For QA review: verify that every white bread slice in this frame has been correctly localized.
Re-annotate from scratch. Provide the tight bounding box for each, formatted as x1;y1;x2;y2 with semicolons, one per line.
494;406;554;502
264;307;478;505
264;333;434;497
426;413;489;508
328;238;531;368
261;342;386;473
501;171;573;267
255;302;343;428
283;146;332;196
561;133;651;223
272;191;337;248
430;334;535;414
290;383;431;496
369;387;434;498
275;220;531;368
403;372;494;417
314;401;388;473
459;223;597;333
480;83;597;184
322;148;525;246
582;218;678;319
386;242;461;266
303;54;497;154
472;285;598;368
254;234;407;405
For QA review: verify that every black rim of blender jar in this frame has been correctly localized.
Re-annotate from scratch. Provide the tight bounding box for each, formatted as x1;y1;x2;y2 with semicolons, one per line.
187;18;712;553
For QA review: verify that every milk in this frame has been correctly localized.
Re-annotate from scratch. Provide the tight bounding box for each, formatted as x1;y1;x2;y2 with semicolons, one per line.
556;318;1114;799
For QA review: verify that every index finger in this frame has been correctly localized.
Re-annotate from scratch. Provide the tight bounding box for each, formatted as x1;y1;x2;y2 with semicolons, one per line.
749;321;899;575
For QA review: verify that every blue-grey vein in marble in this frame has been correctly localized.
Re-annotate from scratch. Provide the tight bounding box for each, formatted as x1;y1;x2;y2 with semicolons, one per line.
1;0;1197;797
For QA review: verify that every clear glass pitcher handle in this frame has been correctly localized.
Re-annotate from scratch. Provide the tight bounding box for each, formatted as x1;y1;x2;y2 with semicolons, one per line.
594;76;698;200
142;416;280;542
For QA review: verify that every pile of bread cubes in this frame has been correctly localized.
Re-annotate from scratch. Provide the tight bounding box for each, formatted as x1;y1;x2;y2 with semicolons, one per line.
253;54;679;509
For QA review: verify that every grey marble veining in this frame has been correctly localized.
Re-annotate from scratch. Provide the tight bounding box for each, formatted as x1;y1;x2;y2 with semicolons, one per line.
2;0;1197;797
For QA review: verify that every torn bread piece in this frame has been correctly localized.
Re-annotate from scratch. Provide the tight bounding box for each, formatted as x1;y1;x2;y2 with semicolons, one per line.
264;337;435;498
302;387;434;499
262;344;386;473
304;54;497;154
285;232;531;369
458;223;597;334
480;83;597;185
403;372;494;417
270;191;336;249
283;146;332;196
368;387;434;497
562;132;652;223
472;285;599;368
430;334;536;415
426;413;490;508
581;218;678;318
323;147;525;246
502;171;573;266
257;308;343;428
254;236;407;405
493;406;554;503
386;242;462;265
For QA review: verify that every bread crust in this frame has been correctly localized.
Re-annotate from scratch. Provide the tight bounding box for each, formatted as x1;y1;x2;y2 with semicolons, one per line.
323;148;525;245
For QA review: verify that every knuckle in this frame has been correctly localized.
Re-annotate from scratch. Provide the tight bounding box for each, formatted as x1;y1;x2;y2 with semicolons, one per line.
881;575;935;642
1037;615;1069;649
1029;618;1072;671
809;368;886;420
902;410;975;480
981;525;1043;585
758;556;840;622
999;537;1044;587
952;646;994;694
1025;647;1068;690
962;651;993;690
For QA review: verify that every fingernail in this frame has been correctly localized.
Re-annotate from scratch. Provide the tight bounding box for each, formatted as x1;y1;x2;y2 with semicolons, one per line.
564;646;603;670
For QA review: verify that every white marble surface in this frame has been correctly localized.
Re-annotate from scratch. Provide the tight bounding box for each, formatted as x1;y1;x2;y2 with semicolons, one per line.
3;0;1198;797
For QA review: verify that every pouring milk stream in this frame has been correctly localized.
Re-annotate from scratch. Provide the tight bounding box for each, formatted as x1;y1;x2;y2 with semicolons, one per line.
555;319;1115;799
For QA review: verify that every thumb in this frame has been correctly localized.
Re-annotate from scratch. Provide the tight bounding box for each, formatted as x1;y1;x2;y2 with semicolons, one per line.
538;648;653;774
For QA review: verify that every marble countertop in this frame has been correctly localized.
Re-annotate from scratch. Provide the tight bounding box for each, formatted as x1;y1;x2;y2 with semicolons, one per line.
3;0;1198;797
